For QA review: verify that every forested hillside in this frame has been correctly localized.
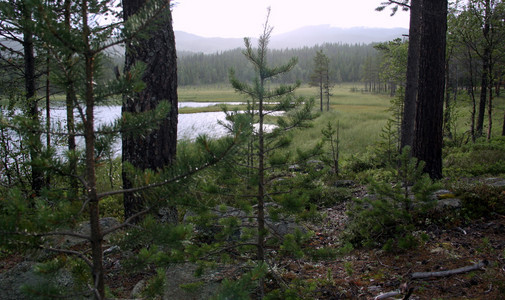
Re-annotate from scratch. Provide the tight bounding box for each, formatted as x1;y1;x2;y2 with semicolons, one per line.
177;43;379;86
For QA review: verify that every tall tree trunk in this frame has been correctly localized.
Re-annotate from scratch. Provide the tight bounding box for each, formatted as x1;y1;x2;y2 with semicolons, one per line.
21;3;44;196
319;79;323;112
400;0;422;150
122;0;178;220
45;54;51;186
81;0;104;297
502;110;505;136
487;63;493;140
477;49;489;137
476;0;491;137
64;0;78;195
413;0;448;180
444;49;452;139
467;46;477;142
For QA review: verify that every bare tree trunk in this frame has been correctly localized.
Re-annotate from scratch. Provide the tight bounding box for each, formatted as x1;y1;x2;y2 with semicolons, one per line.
401;0;422;150
413;0;447;180
319;80;323;112
467;47;477;142
122;0;178;221
82;0;104;296
64;0;78;195
444;48;452;139
22;3;44;196
476;0;491;138
487;65;493;140
45;55;51;186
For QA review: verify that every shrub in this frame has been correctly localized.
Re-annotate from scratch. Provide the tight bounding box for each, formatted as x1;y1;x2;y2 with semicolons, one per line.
453;184;505;219
343;147;440;251
444;137;505;177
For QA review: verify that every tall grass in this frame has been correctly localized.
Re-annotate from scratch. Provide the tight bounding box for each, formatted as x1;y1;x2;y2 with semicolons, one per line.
290;84;391;157
179;83;393;158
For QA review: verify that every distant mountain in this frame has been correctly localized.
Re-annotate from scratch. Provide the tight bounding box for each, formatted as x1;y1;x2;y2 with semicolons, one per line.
175;25;408;54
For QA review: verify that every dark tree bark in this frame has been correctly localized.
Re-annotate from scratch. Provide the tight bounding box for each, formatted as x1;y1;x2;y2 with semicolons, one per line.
21;2;44;196
64;0;78;195
400;0;422;150
412;0;448;180
476;0;491;137
122;0;178;220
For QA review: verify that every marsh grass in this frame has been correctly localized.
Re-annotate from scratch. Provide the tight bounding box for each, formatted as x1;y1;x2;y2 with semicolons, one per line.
178;84;241;102
179;83;393;158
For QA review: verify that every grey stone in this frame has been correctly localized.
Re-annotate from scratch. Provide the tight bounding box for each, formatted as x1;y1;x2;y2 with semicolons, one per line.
63;217;120;247
163;263;223;300
436;198;462;210
131;279;146;298
0;261;88;300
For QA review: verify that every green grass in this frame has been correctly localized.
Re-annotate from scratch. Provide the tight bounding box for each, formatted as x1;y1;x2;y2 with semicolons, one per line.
178;84;242;102
289;87;391;156
178;83;393;157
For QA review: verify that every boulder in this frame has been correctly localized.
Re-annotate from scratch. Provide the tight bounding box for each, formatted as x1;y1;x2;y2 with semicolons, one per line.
0;261;86;299
162;263;225;300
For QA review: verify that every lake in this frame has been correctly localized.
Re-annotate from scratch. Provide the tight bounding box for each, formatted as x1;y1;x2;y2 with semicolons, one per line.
49;102;234;141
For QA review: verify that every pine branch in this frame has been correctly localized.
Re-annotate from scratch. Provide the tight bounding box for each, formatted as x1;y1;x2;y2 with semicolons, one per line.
199;242;259;260
39;246;93;268
97;136;238;199
27;230;91;240
101;208;151;236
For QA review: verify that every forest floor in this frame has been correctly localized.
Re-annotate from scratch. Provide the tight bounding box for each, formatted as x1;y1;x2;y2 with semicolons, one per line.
2;188;505;299
104;197;505;299
285;201;505;299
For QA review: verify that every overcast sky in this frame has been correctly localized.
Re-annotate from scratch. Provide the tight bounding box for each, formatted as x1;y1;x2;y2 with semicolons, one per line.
171;0;410;38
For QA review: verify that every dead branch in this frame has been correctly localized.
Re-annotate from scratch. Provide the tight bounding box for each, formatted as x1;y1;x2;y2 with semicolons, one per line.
410;260;488;280
374;290;401;300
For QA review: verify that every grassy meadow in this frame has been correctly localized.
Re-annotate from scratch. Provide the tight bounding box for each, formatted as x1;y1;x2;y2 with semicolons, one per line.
179;83;505;161
179;83;393;160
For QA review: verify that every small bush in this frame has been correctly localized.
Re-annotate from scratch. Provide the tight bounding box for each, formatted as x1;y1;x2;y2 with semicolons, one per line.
444;137;505;177
453;184;505;219
343;147;440;251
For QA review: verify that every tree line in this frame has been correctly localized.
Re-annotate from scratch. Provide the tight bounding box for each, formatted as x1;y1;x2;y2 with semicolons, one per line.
177;43;377;86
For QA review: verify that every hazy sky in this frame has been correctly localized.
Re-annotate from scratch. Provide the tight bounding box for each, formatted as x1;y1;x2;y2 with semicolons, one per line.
171;0;410;38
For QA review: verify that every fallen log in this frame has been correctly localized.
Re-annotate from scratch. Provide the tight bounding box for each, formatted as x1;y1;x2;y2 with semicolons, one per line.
373;290;400;300
411;260;488;280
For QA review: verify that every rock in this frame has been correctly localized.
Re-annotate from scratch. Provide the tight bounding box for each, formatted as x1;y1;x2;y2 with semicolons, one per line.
484;178;505;188
163;263;224;300
288;164;302;172
131;279;146;298
0;261;39;300
436;198;462;210
0;261;87;300
306;159;324;171
63;217;120;247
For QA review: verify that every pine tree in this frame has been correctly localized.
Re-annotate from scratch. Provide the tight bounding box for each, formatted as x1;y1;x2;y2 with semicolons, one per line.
0;0;182;298
122;0;179;221
309;50;330;112
0;0;44;195
413;0;448;180
227;8;316;297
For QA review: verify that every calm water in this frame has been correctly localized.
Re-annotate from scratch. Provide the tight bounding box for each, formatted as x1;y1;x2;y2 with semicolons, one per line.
8;102;278;157
49;102;233;141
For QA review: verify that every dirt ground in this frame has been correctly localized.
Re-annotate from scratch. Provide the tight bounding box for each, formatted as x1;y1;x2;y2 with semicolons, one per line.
284;202;505;299
2;197;504;299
